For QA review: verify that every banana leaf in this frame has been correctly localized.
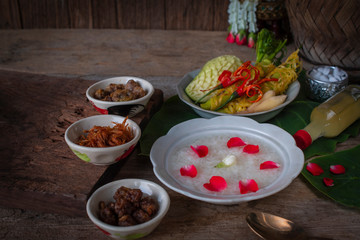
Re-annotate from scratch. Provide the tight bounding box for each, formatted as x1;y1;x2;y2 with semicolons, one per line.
140;96;360;158
302;145;360;209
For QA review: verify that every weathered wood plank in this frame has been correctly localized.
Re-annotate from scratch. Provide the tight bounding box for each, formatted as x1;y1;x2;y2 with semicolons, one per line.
166;0;215;30
213;0;229;31
116;0;166;29
0;70;163;217
92;0;117;28
0;0;21;29
68;0;92;28
18;0;70;28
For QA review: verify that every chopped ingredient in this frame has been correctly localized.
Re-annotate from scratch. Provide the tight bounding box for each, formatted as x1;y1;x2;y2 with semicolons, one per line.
94;80;147;102
98;186;158;226
77;117;134;147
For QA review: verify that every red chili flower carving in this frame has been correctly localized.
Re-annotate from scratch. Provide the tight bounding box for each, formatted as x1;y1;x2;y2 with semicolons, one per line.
190;145;208;158
239;179;259;194
243;144;259;154
306;162;324;176
227;137;246;148
180;165;197;178
323;177;334;187
330;165;346;175
260;161;280;170
203;176;227;192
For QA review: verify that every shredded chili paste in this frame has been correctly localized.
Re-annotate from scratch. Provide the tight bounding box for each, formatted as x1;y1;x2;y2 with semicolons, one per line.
77;117;134;147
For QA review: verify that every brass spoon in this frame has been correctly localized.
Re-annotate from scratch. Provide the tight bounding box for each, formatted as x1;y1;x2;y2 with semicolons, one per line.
246;212;333;240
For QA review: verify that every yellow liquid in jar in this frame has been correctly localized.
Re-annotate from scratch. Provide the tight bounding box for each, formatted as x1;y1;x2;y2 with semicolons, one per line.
304;85;360;141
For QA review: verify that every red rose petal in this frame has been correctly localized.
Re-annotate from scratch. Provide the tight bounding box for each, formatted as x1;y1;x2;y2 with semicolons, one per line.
323;177;334;187
260;161;280;170
226;32;235;43
243;144;259;154
239;179;259;194
330;165;346;175
190;145;208;158
180;165;197;178
306;162;324;176
203;176;227;192
227;137;246;148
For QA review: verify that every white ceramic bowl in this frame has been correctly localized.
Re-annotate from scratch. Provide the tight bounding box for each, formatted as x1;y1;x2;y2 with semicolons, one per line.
87;179;170;239
64;115;141;165
177;69;300;122
150;116;304;205
86;76;154;117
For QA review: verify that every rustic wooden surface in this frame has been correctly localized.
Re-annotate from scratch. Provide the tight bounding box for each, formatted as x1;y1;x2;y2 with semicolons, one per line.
0;29;359;240
0;69;163;217
0;0;229;30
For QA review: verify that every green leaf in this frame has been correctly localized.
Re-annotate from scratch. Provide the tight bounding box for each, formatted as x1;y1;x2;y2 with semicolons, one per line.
139;96;198;156
301;145;360;209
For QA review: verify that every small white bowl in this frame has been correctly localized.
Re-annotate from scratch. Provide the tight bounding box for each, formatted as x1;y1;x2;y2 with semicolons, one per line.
64;115;141;165
86;179;170;239
86;77;154;117
177;69;300;122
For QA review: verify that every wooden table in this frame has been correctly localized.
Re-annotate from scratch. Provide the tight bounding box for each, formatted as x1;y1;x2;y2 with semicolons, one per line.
0;29;359;240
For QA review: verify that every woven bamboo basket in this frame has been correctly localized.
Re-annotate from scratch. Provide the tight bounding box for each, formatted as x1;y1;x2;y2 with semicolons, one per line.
285;0;360;71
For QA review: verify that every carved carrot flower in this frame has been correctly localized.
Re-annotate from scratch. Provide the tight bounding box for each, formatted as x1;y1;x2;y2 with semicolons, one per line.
190;145;208;158
203;176;227;192
180;165;198;178
330;165;345;175
227;137;246;148
260;161;280;170
306;162;324;176
239;179;259;194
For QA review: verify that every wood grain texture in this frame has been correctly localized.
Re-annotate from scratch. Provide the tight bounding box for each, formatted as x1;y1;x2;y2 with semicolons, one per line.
0;70;163;217
0;0;230;30
0;0;21;29
68;0;92;28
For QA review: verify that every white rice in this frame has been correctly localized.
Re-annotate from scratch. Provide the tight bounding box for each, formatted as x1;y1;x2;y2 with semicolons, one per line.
168;134;282;195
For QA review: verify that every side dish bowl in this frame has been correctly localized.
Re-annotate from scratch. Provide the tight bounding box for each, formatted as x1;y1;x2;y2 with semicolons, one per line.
177;69;300;122
150;116;304;205
86;76;154;117
64;115;141;165
87;179;170;239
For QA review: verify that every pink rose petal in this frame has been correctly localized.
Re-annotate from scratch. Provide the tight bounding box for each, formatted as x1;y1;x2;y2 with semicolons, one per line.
306;162;324;176
330;165;346;175
243;144;259;154
203;176;227;192
323;177;334;187
227;137;246;148
239;179;259;194
190;145;208;158
180;165;197;178
260;161;280;170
